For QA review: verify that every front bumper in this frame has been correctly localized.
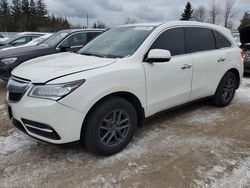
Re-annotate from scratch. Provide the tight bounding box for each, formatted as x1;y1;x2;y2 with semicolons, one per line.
8;96;85;144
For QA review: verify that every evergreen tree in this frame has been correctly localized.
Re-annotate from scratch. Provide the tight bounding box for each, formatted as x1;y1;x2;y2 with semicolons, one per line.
30;0;36;16
12;0;22;16
238;11;250;30
0;0;10;31
36;0;47;17
0;0;71;32
12;0;22;31
181;2;193;21
21;0;30;16
30;0;37;31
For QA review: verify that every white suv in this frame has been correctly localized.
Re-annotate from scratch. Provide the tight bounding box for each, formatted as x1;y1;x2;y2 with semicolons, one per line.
6;21;243;155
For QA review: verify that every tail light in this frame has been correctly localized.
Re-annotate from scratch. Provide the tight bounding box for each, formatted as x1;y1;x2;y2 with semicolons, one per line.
241;50;246;63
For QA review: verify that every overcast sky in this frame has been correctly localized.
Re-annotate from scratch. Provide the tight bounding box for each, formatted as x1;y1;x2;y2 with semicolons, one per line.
44;0;250;28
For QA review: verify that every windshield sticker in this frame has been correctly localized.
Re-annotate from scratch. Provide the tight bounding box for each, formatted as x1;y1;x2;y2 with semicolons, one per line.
134;27;154;31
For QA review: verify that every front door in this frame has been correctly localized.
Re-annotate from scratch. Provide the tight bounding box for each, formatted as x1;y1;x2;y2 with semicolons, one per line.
142;27;193;116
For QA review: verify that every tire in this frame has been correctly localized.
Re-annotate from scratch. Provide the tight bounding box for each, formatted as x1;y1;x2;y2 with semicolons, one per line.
212;72;237;107
82;96;137;156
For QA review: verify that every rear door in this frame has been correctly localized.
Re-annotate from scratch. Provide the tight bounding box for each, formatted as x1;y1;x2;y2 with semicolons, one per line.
185;27;231;100
143;27;193;116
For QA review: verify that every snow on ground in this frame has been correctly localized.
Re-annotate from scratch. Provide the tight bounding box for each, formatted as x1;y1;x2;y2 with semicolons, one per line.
242;77;250;85
0;129;37;156
195;156;250;188
0;104;6;110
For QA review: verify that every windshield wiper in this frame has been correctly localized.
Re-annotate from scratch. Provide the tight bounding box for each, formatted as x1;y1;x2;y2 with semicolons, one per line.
80;52;123;59
103;54;123;58
80;52;104;58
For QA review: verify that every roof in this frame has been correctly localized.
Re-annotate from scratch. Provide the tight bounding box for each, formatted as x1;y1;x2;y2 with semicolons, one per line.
118;21;229;31
118;21;232;37
60;29;106;33
19;32;50;35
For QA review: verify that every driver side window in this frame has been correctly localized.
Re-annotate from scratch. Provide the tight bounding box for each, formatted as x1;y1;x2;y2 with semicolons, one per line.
150;27;185;56
61;33;87;47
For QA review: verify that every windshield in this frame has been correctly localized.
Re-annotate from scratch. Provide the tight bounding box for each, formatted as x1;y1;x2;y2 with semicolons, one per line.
79;26;155;58
41;31;70;47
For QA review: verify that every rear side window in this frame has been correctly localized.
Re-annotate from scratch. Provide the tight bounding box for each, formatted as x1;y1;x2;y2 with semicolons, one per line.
213;31;232;49
185;27;216;53
150;27;185;56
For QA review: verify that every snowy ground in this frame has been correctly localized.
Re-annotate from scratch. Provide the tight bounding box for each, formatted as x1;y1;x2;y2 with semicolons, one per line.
0;77;250;187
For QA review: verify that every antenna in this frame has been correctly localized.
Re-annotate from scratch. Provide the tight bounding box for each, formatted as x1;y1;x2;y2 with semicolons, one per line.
87;14;89;28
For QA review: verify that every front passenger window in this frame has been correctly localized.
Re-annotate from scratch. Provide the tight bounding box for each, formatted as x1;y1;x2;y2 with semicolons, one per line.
62;33;87;47
149;28;185;56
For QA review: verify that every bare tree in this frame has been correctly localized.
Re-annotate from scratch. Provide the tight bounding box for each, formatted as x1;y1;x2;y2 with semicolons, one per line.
208;0;220;24
223;0;236;28
124;17;137;24
192;6;207;22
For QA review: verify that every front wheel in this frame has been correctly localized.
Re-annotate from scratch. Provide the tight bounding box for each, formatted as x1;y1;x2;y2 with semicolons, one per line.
212;72;237;107
82;96;137;156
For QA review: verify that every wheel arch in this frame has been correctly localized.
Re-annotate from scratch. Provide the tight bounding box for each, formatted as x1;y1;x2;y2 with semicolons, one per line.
80;91;145;139
227;68;241;89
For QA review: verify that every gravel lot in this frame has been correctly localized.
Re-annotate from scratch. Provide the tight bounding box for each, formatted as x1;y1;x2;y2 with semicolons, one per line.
1;77;250;188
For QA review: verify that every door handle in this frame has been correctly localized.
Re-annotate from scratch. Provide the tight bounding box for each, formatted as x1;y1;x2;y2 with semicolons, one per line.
181;64;192;70
218;58;226;62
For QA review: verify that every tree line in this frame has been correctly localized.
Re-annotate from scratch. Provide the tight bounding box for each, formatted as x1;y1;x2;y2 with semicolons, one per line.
0;0;70;32
180;0;250;30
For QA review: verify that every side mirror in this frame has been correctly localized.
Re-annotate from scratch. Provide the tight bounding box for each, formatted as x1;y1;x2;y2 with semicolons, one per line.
60;43;71;51
146;49;171;63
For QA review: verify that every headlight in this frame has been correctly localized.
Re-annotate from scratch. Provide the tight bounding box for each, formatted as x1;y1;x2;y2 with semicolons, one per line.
1;57;17;65
29;79;85;100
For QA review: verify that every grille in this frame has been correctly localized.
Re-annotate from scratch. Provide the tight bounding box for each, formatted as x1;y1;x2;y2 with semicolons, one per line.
7;76;31;102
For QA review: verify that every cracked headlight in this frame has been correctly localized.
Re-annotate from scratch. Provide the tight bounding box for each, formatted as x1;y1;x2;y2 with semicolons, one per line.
29;79;85;100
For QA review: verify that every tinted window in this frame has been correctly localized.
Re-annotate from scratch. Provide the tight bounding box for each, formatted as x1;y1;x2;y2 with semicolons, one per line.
87;32;102;42
213;30;231;49
62;33;87;47
150;28;185;56
185;27;216;53
31;35;41;40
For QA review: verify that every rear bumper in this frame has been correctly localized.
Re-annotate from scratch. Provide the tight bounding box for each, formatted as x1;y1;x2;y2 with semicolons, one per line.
244;58;250;73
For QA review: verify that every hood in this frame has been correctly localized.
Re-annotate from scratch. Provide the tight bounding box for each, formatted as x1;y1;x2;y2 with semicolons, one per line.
240;26;250;45
12;52;116;83
0;45;50;59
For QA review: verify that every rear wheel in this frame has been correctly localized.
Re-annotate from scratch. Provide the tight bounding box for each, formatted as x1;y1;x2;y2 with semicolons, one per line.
82;96;137;156
212;72;237;107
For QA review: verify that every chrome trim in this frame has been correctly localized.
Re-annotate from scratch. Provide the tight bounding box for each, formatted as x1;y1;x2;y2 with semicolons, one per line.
24;124;54;133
